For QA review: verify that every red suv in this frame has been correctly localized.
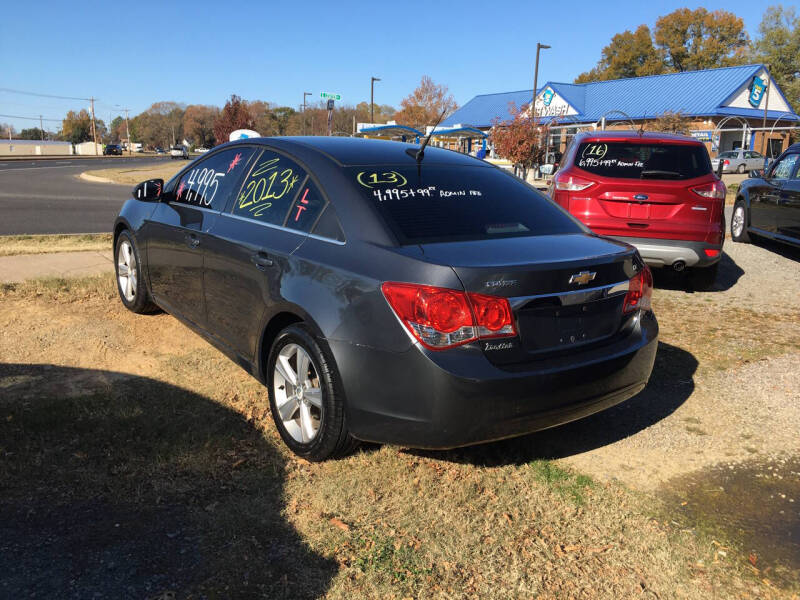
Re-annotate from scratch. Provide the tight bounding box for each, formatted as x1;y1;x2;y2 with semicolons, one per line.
551;131;725;289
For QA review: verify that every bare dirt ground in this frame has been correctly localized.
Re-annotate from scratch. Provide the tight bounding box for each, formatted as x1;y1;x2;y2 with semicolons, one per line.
1;237;798;598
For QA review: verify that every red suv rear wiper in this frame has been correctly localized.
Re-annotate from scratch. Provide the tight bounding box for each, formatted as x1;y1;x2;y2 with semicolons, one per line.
640;170;681;179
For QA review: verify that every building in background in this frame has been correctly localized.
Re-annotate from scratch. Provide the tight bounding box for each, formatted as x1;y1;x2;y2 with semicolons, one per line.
442;64;799;160
0;139;73;156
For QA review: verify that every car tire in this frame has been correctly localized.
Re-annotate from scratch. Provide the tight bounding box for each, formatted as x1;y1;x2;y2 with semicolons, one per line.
737;164;745;174
731;199;750;243
115;230;158;314
688;262;719;291
267;323;358;461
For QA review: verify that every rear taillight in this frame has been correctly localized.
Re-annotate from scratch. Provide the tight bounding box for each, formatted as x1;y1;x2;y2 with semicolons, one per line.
623;266;653;314
381;282;516;350
723;159;730;166
554;172;594;191
691;181;726;200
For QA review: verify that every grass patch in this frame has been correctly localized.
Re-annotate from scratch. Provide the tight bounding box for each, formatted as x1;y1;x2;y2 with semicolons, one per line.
0;274;114;301
84;161;184;185
0;278;793;597
0;233;111;256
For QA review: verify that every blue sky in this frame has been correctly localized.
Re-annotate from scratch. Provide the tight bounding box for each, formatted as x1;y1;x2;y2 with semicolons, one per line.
0;0;773;132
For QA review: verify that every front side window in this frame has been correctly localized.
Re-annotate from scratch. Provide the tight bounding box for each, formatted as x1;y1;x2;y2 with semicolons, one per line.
771;153;799;180
575;142;712;180
174;147;255;210
233;150;307;224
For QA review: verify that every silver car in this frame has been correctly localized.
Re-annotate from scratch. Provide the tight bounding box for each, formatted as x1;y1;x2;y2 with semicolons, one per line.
711;149;766;174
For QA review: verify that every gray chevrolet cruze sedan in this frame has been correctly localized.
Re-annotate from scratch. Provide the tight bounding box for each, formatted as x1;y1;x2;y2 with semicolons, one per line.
114;137;658;460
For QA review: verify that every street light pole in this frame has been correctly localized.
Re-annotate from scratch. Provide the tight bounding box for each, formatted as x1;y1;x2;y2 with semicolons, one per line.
370;76;381;124
532;43;551;131
303;92;312;135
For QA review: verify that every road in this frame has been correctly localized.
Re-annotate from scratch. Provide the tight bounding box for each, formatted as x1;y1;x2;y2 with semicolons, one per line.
0;157;169;235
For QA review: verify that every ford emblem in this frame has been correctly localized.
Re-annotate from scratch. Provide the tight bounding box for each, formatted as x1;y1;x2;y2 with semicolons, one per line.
633;194;648;201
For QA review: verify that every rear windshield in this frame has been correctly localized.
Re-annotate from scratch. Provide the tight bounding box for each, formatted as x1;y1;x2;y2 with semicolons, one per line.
347;165;581;244
575;142;712;180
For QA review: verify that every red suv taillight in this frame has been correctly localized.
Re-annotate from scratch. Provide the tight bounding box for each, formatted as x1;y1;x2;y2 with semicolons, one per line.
554;172;595;191
623;266;653;314
691;180;726;200
381;282;516;350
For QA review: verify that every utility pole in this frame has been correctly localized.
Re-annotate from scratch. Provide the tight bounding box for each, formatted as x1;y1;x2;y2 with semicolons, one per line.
39;115;44;141
532;43;551;131
89;96;98;155
303;92;312;135
761;65;770;156
123;108;131;155
370;77;381;124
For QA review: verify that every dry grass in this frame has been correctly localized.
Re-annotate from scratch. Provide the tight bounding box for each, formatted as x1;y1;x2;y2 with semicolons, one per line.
0;233;112;256
83;161;185;185
0;276;795;598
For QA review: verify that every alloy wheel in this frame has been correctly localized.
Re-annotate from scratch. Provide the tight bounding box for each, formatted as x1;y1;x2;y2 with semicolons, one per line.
273;343;323;443
732;205;745;238
117;240;137;302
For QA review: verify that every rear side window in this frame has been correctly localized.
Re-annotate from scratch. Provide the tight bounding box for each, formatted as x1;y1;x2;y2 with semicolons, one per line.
347;165;581;245
286;179;326;232
575;142;712;180
174;147;256;210
233;150;306;225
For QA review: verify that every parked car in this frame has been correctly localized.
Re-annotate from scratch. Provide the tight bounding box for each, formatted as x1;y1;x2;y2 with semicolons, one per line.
154;147;166;155
103;144;123;156
731;142;800;248
711;149;767;174
170;145;189;159
113;137;658;460
195;146;210;154
550;131;725;289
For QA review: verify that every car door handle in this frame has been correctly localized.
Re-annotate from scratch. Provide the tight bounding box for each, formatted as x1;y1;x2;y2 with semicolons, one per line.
185;233;200;248
251;252;274;270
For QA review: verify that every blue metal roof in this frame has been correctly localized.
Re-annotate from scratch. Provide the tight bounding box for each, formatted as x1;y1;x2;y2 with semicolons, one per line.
359;124;423;137
441;64;799;128
431;126;487;139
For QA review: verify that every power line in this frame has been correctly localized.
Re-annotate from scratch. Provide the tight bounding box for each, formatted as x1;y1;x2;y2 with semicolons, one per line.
0;113;61;122
0;87;91;102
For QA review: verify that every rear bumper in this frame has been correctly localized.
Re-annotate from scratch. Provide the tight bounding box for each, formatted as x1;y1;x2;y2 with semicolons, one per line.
611;236;722;268
330;311;658;449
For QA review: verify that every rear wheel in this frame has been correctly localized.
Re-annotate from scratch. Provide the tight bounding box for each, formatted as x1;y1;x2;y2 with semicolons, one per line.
267;324;357;461
688;262;719;291
115;230;158;313
737;163;745;174
731;200;750;243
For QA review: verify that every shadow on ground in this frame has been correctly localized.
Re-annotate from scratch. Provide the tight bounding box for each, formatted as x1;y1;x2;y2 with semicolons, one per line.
415;341;697;467
0;363;336;600
752;235;800;263
651;251;744;293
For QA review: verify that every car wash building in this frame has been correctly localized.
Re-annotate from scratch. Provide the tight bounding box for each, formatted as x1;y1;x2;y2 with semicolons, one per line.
440;64;799;160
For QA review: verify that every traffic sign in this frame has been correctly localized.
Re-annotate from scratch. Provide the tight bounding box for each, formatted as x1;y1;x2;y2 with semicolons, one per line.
320;92;341;100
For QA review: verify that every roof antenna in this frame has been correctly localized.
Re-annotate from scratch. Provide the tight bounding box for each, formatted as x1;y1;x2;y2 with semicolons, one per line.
407;108;448;164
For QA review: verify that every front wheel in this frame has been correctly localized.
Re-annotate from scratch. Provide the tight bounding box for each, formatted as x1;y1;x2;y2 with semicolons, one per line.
267;324;357;461
731;200;750;243
115;230;158;314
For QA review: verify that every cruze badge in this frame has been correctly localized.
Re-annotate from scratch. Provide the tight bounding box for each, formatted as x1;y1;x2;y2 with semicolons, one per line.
569;271;596;285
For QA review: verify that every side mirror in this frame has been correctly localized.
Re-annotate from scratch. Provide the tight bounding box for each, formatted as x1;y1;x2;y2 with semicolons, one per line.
749;169;765;179
132;178;164;201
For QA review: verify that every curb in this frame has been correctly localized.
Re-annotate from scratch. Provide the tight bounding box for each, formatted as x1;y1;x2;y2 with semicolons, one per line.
79;172;118;184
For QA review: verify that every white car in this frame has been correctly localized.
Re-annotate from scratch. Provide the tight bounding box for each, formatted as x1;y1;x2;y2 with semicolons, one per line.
170;145;189;160
711;149;766;174
195;147;210;154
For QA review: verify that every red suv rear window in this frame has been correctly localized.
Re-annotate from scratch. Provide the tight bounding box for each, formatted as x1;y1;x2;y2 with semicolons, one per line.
575;142;711;180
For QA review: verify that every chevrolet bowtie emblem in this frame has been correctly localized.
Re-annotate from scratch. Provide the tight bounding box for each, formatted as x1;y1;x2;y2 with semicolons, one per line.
569;271;597;285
